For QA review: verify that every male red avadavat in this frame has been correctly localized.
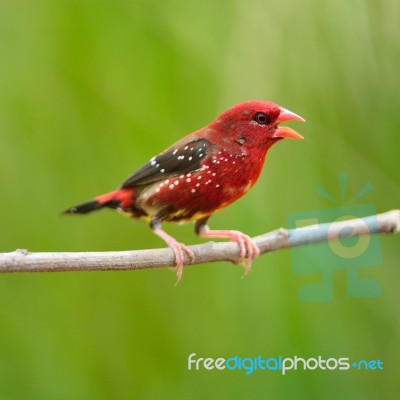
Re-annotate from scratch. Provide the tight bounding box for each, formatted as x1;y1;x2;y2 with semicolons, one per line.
64;101;304;283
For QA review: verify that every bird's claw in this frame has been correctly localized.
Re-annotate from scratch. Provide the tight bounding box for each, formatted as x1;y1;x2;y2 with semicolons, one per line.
198;228;260;276
167;240;195;286
228;231;260;276
153;226;195;285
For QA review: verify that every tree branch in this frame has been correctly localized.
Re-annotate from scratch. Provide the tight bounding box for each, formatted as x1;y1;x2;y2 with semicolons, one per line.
0;210;398;274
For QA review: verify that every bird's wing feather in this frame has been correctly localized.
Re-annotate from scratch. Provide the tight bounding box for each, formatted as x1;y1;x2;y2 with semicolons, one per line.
120;138;213;188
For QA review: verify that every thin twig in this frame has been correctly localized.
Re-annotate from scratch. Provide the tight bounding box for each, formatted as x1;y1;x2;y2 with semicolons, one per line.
0;210;398;274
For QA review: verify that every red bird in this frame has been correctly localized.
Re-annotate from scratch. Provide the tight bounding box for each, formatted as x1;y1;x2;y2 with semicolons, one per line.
64;101;304;283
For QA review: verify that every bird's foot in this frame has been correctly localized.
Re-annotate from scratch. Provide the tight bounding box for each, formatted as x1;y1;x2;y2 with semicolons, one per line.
170;241;195;285
198;228;260;275
229;231;260;276
152;226;195;285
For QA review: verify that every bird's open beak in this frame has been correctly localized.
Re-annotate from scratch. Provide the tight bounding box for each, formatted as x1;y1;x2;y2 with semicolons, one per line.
274;107;305;140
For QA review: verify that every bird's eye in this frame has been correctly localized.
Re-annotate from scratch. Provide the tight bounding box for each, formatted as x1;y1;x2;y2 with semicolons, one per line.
253;112;270;125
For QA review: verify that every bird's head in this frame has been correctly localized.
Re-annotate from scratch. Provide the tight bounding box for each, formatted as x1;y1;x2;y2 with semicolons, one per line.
209;100;304;149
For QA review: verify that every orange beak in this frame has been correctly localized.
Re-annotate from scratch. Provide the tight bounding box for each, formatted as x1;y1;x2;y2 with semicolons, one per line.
273;107;305;140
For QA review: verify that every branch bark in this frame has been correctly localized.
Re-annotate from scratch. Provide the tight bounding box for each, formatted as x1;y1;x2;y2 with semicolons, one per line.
0;210;398;274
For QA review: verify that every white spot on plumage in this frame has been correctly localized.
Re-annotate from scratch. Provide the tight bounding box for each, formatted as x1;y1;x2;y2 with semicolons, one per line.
186;178;191;182
188;156;192;161
173;149;178;155
174;180;179;185
151;160;156;166
196;183;200;187
212;173;216;176
155;163;160;168
191;189;196;193
198;176;202;180
216;184;220;188
169;184;174;189
180;175;184;178
160;168;165;173
184;145;188;150
199;153;203;157
156;188;160;192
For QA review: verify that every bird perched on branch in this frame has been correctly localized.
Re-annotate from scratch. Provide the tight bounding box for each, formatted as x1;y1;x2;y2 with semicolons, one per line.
64;100;304;283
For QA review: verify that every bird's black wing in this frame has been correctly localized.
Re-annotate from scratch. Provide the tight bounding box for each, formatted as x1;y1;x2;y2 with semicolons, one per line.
120;138;213;188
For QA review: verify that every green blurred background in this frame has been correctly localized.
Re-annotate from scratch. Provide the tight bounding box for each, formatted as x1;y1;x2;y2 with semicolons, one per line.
0;0;399;399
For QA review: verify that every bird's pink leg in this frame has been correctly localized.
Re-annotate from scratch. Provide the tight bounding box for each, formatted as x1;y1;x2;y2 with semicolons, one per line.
152;225;195;285
196;223;260;275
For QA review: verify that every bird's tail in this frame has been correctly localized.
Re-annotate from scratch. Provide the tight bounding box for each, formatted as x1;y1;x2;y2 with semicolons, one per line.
63;188;135;215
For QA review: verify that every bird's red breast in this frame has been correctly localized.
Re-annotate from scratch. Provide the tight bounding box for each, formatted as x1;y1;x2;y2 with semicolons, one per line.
136;144;265;221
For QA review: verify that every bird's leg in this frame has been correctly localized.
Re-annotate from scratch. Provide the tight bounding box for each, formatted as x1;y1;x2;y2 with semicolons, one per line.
150;219;195;285
195;217;260;275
